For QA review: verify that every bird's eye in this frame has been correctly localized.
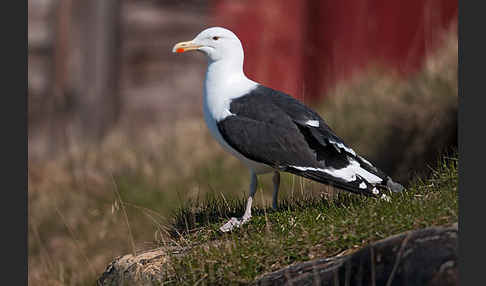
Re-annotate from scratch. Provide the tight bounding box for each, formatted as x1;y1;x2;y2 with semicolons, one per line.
212;36;220;41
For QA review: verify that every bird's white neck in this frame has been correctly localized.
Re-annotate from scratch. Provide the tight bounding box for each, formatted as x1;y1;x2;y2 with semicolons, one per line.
203;59;257;121
206;57;246;86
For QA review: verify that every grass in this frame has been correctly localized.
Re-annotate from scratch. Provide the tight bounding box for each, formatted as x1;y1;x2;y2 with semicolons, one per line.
142;153;458;285
27;123;257;285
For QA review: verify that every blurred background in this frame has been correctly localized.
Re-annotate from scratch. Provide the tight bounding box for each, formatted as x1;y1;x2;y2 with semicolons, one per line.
28;0;457;284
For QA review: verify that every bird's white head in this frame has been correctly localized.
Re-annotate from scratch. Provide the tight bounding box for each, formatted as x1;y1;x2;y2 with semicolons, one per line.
172;27;244;64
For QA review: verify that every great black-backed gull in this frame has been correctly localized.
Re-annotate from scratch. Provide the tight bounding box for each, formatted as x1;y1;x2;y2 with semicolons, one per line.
172;27;404;232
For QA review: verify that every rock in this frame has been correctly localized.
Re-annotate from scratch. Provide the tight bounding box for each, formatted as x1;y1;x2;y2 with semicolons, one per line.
97;223;458;285
97;249;169;286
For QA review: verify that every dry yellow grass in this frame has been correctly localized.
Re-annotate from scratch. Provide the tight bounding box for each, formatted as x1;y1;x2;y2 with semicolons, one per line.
28;120;227;285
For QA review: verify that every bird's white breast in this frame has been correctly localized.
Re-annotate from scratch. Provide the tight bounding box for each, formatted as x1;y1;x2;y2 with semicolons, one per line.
202;63;272;174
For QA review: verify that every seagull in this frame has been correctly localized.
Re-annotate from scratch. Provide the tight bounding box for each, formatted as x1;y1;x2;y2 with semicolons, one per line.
172;27;404;232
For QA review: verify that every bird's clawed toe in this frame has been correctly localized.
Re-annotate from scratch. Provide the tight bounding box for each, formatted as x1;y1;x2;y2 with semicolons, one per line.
219;216;251;232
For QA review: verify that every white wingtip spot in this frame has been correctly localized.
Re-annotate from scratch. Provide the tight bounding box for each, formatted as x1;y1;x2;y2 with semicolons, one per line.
359;182;367;189
328;139;356;156
372;187;379;195
380;194;391;202
306;120;320;127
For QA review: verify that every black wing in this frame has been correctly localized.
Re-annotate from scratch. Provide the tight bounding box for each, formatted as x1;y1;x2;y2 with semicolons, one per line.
217;85;399;196
259;86;391;180
217;105;320;169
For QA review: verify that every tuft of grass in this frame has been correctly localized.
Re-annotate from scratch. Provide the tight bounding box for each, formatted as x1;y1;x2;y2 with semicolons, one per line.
155;154;458;284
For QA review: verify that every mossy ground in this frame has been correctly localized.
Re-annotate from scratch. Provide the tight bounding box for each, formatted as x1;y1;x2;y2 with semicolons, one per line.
156;154;458;284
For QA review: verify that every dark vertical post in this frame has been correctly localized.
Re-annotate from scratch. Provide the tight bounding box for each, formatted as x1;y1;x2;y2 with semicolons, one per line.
76;0;121;141
45;0;73;155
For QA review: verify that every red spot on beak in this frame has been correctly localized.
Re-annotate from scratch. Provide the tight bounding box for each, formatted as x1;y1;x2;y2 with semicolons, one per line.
176;48;185;53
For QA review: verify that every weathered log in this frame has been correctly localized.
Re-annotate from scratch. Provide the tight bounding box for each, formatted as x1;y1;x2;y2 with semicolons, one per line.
97;223;457;285
254;223;458;286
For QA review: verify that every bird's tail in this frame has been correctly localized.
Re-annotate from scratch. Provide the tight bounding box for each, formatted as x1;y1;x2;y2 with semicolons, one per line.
285;167;404;199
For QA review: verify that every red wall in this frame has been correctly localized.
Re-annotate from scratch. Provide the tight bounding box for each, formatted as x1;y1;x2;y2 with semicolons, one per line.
211;0;457;102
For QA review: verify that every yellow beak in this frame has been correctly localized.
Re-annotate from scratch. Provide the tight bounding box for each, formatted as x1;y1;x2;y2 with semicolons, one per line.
172;41;202;53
